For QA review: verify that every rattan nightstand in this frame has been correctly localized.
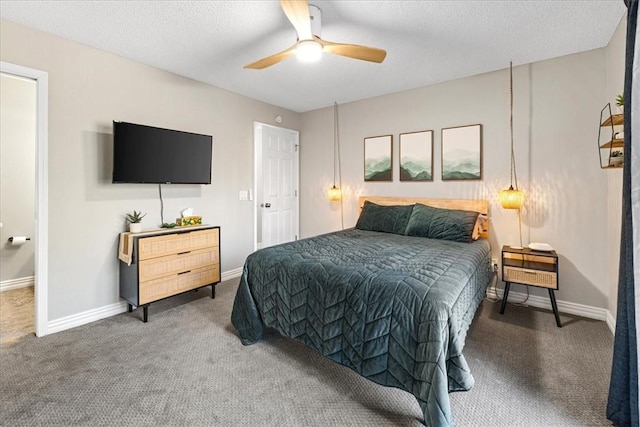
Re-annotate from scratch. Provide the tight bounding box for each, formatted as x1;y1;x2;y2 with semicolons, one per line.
500;245;561;327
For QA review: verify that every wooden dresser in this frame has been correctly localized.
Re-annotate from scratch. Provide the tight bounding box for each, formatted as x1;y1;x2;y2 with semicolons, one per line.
119;225;220;322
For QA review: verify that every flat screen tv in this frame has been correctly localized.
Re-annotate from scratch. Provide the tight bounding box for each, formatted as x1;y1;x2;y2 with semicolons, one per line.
112;121;212;184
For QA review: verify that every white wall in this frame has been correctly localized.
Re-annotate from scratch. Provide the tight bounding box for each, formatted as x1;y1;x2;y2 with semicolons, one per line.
0;19;301;321
300;48;617;310
0;73;36;283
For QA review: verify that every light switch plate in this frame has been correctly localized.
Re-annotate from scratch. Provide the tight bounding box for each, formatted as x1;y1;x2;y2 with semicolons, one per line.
239;190;249;201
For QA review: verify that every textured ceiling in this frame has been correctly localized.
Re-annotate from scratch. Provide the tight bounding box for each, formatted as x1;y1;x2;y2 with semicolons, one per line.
0;1;626;113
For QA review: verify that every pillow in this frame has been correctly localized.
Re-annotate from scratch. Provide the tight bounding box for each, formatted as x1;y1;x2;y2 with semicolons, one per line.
472;214;489;240
405;204;479;243
355;201;414;235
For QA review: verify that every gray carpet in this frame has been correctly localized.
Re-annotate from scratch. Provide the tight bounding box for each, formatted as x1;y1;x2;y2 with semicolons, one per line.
0;278;613;426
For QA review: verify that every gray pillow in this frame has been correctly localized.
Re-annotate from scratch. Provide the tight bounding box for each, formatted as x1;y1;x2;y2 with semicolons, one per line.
405;203;479;243
355;201;414;235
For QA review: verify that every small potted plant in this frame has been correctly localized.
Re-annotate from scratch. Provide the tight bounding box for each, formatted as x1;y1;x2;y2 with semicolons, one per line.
610;150;624;166
126;210;146;233
616;93;624;113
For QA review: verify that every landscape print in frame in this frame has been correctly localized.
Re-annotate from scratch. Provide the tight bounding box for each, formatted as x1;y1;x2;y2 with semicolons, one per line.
400;130;433;181
441;124;482;180
364;135;392;181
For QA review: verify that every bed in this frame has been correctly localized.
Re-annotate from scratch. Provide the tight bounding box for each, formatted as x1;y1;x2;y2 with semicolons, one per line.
231;197;492;426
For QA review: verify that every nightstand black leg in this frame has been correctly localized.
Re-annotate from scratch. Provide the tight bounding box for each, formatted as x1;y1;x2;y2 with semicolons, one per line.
211;284;216;299
127;303;132;313
548;289;562;327
500;282;512;314
143;305;148;323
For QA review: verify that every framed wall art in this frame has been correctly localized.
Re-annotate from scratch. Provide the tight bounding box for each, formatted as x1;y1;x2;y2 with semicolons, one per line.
399;130;433;181
441;124;482;181
364;135;392;181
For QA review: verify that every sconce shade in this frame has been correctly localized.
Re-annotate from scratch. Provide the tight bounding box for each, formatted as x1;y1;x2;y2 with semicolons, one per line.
499;186;524;209
327;185;342;201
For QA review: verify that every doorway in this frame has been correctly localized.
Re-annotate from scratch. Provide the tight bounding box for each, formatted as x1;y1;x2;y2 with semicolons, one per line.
0;72;36;343
253;122;299;251
0;62;49;338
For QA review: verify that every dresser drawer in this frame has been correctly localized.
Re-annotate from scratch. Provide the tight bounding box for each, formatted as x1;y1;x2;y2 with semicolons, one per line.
504;266;557;289
139;265;220;305
138;228;219;261
138;247;219;283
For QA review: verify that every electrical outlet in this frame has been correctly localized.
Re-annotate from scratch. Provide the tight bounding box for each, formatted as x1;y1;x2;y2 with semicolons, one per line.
239;190;249;201
492;258;499;272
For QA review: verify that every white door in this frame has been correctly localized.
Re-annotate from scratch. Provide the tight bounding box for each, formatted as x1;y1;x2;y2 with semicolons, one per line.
255;123;299;250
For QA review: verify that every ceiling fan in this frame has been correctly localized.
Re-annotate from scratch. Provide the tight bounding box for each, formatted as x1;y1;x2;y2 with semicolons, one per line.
244;0;387;69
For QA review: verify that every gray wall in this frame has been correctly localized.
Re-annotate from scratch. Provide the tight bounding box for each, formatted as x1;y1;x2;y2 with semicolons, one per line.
605;17;626;319
0;73;36;283
299;46;621;310
0;19;300;320
0;14;626;323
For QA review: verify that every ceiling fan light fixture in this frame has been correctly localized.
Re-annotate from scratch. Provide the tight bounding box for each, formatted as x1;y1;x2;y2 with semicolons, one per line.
296;39;322;63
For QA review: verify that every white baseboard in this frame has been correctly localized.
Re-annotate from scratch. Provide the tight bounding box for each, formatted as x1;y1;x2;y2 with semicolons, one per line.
1;276;34;292
486;286;608;322
47;300;128;335
605;310;616;335
221;267;242;281
45;269;612;337
45;268;243;336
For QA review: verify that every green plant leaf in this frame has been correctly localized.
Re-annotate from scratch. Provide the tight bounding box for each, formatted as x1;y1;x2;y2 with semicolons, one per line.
126;210;146;223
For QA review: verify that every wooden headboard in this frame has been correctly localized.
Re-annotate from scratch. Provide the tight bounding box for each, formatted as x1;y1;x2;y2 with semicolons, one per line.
358;196;489;239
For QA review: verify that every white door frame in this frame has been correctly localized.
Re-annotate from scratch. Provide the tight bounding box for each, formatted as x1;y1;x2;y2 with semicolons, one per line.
253;121;299;251
1;61;49;337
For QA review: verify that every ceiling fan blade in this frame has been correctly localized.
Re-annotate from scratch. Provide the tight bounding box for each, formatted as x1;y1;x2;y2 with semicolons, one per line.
244;43;297;69
280;0;313;40
321;39;387;63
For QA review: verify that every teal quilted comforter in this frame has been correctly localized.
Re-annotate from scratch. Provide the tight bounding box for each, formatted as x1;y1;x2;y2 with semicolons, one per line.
231;229;492;426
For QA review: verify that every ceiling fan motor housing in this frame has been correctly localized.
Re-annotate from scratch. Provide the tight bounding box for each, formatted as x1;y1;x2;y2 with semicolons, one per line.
309;4;322;38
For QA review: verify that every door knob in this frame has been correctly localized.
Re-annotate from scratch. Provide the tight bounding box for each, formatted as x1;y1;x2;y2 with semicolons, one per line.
260;203;272;208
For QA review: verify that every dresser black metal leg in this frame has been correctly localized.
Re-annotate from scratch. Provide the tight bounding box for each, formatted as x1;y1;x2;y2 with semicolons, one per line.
211;284;216;299
548;289;562;327
143;305;148;323
500;282;511;314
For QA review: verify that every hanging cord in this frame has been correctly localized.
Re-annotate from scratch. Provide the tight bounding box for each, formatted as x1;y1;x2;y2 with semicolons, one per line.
485;267;530;305
513;285;530;305
334;102;344;230
333;102;338;189
517;208;523;249
504;62;529;305
509;61;519;192
158;183;164;225
512;212;530;304
509;62;524;249
485;268;500;302
487;277;530;305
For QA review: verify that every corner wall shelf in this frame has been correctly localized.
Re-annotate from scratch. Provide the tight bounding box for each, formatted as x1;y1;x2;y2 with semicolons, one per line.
601;113;624;126
598;104;624;169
